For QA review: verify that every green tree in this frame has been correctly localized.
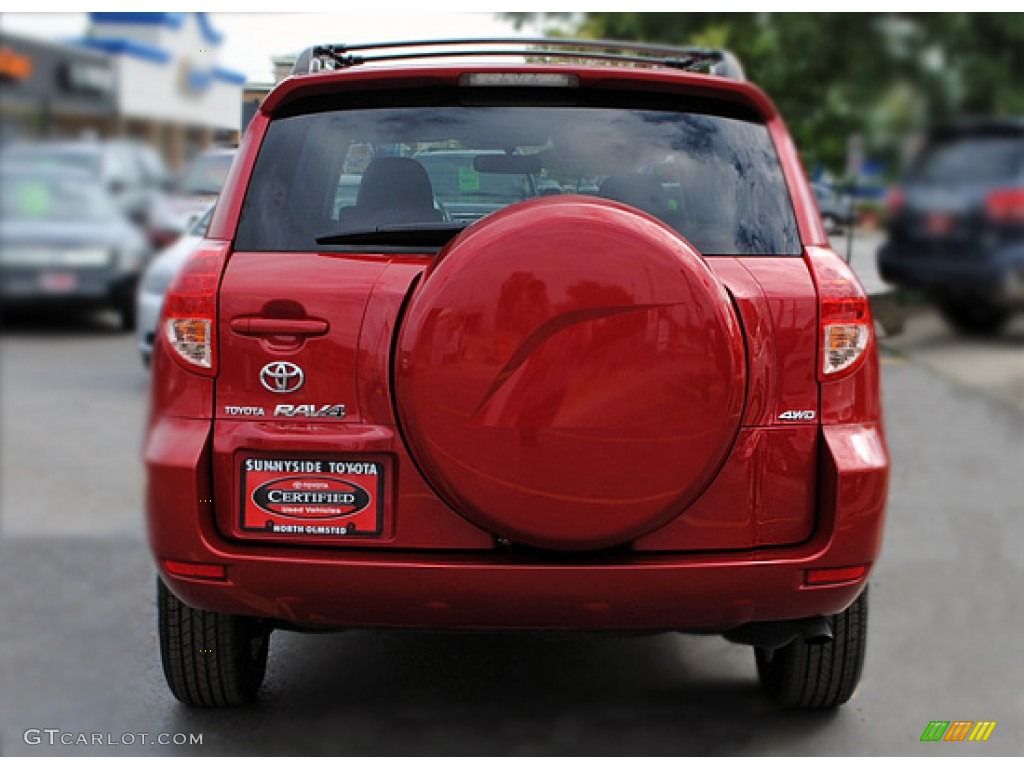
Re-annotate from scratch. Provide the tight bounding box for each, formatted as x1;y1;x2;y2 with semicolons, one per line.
504;13;1023;176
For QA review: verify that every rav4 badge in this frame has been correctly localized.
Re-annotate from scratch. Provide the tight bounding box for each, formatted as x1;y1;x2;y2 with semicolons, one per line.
274;404;347;418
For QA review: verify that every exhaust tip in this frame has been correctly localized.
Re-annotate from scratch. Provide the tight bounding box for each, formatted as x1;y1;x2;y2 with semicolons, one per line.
724;615;835;649
801;617;834;645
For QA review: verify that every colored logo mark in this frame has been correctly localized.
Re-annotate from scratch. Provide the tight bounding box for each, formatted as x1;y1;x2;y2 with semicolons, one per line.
920;721;997;742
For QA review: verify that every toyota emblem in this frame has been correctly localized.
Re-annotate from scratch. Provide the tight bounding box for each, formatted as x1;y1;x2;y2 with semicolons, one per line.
259;361;304;394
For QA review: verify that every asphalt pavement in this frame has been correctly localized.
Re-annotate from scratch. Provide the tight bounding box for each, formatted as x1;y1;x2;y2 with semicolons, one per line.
0;302;1021;756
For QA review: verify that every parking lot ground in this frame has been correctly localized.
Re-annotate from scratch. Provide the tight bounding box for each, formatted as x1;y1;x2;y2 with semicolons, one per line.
1;310;1021;756
882;310;1024;415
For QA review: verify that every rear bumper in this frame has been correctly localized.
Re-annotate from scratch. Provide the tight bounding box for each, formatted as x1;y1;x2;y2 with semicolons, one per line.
0;267;137;307
162;551;871;632
146;418;888;631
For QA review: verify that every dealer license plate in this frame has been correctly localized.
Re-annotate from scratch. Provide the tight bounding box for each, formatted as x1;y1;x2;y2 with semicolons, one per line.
240;457;384;538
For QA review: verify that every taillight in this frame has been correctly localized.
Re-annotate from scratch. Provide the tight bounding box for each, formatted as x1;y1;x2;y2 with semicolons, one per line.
985;188;1024;223
160;239;230;375
806;247;872;380
885;187;904;216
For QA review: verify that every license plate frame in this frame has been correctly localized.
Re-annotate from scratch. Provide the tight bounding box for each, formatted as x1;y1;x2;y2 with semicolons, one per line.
239;456;385;539
924;212;955;237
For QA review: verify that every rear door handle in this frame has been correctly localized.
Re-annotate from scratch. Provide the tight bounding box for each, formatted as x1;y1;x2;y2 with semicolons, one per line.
230;317;329;337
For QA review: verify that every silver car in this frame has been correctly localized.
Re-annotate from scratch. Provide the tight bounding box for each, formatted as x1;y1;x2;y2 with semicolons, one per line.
147;148;235;249
1;139;170;226
1;164;150;330
136;207;212;366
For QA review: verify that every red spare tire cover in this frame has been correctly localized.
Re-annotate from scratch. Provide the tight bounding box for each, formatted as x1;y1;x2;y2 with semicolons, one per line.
395;196;746;550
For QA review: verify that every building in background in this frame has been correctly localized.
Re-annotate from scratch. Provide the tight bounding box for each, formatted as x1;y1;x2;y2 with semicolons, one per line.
242;54;295;133
0;13;246;168
0;34;117;145
79;12;245;167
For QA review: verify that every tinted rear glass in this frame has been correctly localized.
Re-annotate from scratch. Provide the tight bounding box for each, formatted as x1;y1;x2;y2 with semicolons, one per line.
909;136;1024;185
418;152;536;203
236;106;800;255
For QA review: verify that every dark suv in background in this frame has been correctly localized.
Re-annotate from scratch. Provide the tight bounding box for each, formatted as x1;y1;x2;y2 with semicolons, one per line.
878;119;1024;334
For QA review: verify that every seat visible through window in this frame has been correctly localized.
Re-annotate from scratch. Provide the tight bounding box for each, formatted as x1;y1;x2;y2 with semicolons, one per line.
336;157;443;229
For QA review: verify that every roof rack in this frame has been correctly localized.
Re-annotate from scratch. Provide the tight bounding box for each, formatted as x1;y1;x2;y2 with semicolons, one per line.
291;38;745;81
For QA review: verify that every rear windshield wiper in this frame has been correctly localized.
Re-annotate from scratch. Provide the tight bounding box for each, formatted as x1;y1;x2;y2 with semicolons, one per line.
315;221;466;246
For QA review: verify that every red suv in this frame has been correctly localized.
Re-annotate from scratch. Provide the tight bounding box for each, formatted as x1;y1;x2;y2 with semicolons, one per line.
146;39;888;709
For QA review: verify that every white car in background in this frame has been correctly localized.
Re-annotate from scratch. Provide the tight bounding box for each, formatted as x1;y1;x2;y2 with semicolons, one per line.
136;206;212;366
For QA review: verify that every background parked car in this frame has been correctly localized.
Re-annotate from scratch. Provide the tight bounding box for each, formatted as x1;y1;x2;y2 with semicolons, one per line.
414;149;537;225
878;118;1024;335
1;139;170;227
0;163;151;330
812;181;856;234
147;147;235;249
136;206;212;366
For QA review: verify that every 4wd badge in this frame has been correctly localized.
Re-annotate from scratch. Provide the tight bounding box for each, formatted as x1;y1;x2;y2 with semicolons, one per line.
778;410;816;421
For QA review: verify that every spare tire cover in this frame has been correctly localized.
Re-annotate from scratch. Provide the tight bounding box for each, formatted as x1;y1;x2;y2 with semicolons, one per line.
395;196;746;550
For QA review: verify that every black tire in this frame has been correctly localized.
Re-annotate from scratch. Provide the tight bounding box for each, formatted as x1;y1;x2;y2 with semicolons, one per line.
937;299;1010;336
157;578;270;707
755;588;868;709
822;214;841;235
117;298;137;332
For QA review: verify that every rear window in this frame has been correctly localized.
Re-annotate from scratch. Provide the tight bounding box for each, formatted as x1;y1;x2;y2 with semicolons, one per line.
236;105;801;255
910;136;1024;186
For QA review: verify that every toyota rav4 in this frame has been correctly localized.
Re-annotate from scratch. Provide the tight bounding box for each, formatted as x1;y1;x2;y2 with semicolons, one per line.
146;39;889;709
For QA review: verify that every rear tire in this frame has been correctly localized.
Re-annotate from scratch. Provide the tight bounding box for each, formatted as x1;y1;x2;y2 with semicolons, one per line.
157;578;270;707
938;299;1010;336
755;588;868;709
